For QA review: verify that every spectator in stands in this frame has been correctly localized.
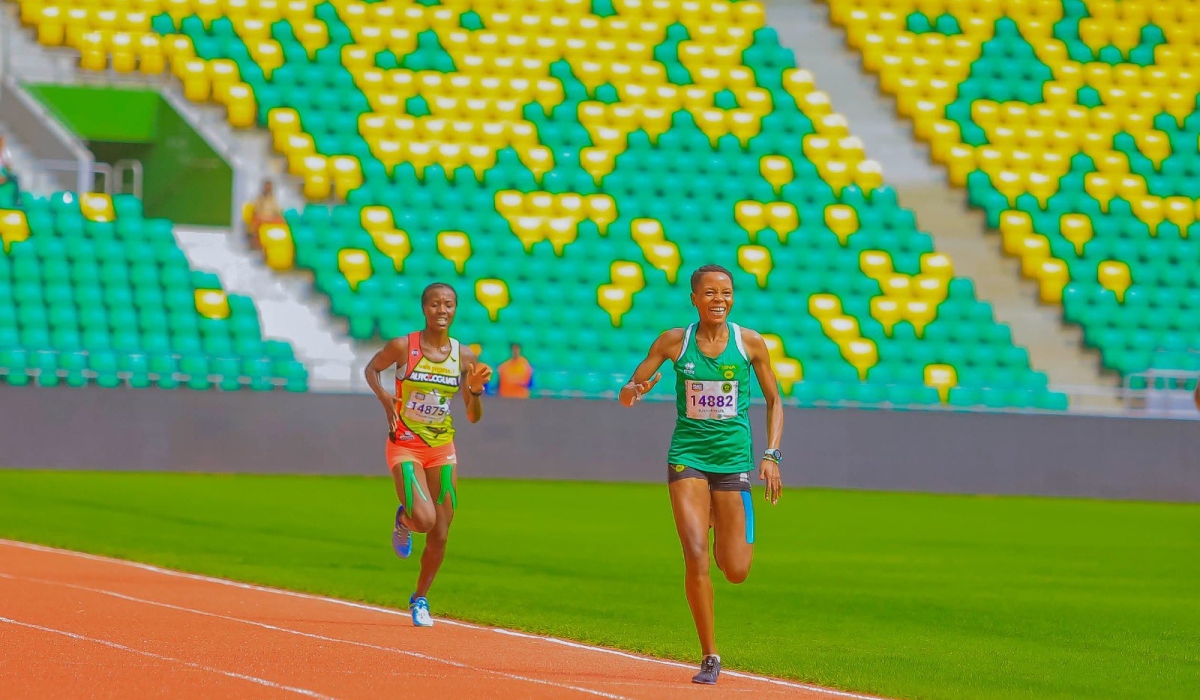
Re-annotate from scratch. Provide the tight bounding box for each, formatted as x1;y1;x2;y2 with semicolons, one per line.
0;136;19;207
247;180;283;247
497;343;534;398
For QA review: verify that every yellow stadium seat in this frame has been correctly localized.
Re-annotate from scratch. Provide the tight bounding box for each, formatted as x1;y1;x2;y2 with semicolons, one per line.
824;315;860;343
825;204;859;245
359;206;395;234
904;300;938;337
330;156;362;200
759;155;793;194
870;297;903;336
841;338;878;380
765;202;798;242
1036;259;1070;304
644;241;681;284
372;230;411;271
808;293;842;320
1132;196;1165;234
300;155;331;199
0;210;30;253
80;193;115;222
437;231;471;274
111;33;136;73
194;289;231;320
913;275;948;302
924;364;957;404
611;261;645;292
631;218;664;246
597;284;634;327
1059;214;1093;255
735;200;766;236
772;355;803;395
1165;196;1195;229
226;83;256;128
545;217;578;255
138;35;165;74
338;248;372;291
738;245;772;288
259;224;295;270
999;210;1033;255
1019;234;1051;277
509;216;544;252
476;278;510;321
859;250;893;279
919;252;954;279
1098;260;1132;303
880;273;912;298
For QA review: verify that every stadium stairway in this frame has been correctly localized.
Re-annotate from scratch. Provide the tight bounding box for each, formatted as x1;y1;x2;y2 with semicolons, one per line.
173;226;358;388
767;0;1120;410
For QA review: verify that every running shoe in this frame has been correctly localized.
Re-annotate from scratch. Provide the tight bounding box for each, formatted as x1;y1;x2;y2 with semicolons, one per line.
410;594;434;627
692;655;721;685
392;505;412;559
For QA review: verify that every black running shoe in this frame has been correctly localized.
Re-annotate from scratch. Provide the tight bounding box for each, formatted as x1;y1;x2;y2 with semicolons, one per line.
692;655;721;685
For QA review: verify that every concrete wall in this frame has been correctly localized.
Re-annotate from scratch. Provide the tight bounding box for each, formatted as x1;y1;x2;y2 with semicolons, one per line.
1;386;1197;502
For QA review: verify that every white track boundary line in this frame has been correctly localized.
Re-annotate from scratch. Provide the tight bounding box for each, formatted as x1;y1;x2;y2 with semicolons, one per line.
1;539;886;700
0;571;631;700
0;614;339;700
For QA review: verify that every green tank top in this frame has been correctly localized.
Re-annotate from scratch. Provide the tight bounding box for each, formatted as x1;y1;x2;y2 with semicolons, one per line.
668;322;754;474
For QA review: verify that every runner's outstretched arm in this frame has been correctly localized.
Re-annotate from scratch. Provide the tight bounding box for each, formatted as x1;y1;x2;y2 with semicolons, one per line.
618;329;684;407
742;329;784;504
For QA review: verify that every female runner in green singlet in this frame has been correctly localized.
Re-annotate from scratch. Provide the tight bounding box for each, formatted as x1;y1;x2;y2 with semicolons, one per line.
618;264;784;686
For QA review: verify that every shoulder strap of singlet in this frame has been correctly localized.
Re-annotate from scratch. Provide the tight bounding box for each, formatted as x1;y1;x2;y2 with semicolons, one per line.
402;331;423;380
730;323;749;362
677;324;695;362
449;338;460;366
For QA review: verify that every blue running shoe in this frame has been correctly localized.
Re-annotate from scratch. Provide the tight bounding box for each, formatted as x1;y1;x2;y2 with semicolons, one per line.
392;505;412;558
410;594;434;627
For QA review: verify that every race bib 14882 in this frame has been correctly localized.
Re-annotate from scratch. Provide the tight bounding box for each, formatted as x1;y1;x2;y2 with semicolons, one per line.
685;381;738;420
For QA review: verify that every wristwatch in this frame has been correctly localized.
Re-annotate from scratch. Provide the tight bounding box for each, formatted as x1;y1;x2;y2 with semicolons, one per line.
763;449;782;463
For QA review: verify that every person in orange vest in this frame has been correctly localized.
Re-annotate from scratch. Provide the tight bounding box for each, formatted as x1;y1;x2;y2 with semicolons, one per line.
497;343;534;398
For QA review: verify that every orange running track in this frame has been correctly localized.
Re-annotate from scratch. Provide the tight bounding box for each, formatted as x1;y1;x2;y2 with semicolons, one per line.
0;539;885;700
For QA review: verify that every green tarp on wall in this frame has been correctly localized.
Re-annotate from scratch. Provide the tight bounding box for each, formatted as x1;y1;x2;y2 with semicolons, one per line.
27;84;233;227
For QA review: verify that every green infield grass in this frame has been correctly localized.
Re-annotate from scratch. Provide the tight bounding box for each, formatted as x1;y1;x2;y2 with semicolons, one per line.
0;470;1195;700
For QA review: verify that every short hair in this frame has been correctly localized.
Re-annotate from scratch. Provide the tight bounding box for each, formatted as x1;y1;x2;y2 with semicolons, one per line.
421;282;457;305
690;264;734;292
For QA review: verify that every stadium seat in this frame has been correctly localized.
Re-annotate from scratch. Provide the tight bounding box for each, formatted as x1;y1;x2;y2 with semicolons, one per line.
4;0;1069;408
0;189;305;391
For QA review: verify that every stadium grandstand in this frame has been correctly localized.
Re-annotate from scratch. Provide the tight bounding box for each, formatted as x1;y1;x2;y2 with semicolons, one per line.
0;0;1195;414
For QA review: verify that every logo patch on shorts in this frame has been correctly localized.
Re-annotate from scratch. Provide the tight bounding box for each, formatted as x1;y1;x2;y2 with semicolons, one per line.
396;431;415;442
672;464;686;473
738;473;750;483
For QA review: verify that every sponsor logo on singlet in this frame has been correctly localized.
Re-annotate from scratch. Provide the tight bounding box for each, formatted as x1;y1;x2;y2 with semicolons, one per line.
408;371;460;388
681;362;696;376
720;364;738;380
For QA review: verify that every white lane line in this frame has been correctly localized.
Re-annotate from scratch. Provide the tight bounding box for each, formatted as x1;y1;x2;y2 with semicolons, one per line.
0;615;338;700
0;539;887;699
0;572;632;700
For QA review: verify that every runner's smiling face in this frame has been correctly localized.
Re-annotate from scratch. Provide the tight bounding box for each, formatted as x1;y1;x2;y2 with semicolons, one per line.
423;287;457;331
691;271;734;324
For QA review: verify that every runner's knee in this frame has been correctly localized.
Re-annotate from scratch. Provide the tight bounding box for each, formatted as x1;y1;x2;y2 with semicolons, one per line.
722;561;750;584
409;502;438;532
